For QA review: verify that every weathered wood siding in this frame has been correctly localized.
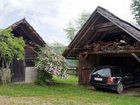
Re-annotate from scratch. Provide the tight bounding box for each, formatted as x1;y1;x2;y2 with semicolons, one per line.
25;46;36;67
78;54;97;85
11;59;25;82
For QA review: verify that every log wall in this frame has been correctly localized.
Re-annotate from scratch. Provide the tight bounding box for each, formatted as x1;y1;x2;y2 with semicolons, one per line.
25;45;36;67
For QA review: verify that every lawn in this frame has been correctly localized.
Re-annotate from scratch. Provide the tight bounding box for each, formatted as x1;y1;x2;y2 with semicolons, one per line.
0;75;140;105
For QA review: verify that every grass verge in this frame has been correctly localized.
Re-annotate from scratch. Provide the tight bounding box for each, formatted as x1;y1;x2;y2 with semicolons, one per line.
0;75;139;105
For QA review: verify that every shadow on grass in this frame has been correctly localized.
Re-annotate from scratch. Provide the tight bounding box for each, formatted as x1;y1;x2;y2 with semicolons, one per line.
89;85;140;97
48;81;78;88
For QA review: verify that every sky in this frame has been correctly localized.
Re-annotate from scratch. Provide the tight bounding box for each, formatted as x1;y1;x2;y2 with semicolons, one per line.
0;0;136;45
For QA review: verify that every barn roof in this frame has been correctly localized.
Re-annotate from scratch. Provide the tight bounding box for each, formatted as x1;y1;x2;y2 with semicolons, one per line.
63;6;140;59
9;18;46;47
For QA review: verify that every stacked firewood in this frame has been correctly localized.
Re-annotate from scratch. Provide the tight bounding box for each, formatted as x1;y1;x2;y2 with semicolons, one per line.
86;41;140;53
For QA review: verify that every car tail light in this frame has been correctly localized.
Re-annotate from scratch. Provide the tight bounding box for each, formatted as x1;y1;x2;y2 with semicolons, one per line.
107;77;115;84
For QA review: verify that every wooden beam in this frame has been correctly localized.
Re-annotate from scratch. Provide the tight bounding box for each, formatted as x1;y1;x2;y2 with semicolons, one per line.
81;53;89;60
82;50;140;55
19;25;35;43
90;22;115;30
98;31;124;41
73;15;101;47
66;15;101;58
88;26;118;44
131;53;140;63
84;22;115;45
96;25;118;32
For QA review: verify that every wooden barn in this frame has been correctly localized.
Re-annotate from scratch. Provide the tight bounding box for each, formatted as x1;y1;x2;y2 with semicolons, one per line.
9;18;45;83
63;6;140;85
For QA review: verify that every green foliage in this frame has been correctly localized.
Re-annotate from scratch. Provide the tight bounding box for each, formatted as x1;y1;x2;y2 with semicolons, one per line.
36;70;53;86
64;22;77;41
0;28;25;83
50;42;78;70
75;11;91;29
64;11;91;41
49;42;65;55
0;76;140;105
131;0;140;24
35;45;67;85
0;29;25;68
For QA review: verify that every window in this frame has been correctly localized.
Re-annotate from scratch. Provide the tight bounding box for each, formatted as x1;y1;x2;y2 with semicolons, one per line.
111;68;122;77
93;68;111;77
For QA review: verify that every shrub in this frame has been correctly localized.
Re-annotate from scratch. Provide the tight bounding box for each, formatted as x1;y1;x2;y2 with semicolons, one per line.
35;45;67;85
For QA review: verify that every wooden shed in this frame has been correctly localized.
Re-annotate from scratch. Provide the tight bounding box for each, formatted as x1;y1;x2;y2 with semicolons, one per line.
63;6;140;85
9;18;45;83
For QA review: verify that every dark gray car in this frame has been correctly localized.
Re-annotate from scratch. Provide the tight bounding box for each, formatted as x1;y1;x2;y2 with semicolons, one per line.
89;66;140;93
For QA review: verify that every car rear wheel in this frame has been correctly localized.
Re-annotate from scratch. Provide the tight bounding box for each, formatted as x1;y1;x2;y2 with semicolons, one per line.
116;83;124;94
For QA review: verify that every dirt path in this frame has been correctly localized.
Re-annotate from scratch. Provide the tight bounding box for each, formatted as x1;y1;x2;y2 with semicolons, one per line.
122;87;140;97
0;96;106;105
0;96;48;105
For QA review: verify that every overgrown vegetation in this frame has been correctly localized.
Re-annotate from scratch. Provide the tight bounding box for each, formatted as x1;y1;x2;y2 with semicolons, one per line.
35;45;67;85
50;42;78;75
0;29;25;84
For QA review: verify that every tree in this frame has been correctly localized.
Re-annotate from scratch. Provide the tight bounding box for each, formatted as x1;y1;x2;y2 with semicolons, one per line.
64;11;91;41
64;22;77;41
49;42;65;55
75;11;91;29
131;0;140;24
0;28;25;83
35;45;67;85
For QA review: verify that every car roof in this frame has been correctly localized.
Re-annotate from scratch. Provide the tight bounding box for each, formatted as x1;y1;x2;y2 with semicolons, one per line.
96;66;120;69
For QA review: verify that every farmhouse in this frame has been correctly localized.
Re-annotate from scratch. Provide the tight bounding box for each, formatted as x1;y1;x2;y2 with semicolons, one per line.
9;18;45;83
63;6;140;85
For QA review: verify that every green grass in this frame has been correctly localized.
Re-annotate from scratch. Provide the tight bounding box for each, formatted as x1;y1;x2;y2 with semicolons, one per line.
0;75;140;105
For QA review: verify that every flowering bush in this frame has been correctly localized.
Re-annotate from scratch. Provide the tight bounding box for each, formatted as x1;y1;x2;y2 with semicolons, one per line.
35;45;67;85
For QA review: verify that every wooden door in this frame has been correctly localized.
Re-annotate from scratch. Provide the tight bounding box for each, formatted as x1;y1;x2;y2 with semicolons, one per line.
11;59;25;82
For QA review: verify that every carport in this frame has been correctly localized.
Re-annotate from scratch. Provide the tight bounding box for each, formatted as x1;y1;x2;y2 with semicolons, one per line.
63;6;140;85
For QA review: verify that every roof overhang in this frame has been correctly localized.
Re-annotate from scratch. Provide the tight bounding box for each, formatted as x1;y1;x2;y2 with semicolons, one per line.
9;18;46;47
63;6;140;59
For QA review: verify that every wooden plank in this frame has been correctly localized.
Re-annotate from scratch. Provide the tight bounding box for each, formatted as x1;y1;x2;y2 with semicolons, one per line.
90;22;114;30
83;50;140;55
69;14;101;48
25;46;36;67
11;59;25;82
74;15;101;47
67;15;101;58
98;8;140;41
78;53;94;85
68;26;119;57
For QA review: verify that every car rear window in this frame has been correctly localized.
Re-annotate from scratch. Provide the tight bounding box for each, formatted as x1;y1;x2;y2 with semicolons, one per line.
93;68;111;77
111;68;122;77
